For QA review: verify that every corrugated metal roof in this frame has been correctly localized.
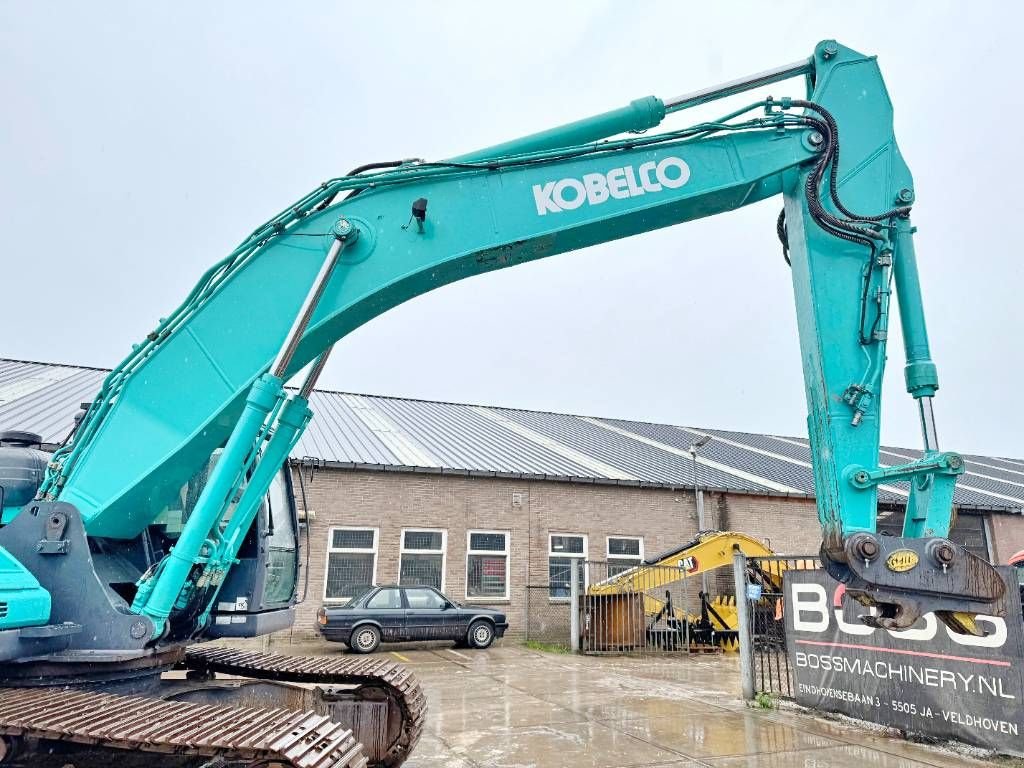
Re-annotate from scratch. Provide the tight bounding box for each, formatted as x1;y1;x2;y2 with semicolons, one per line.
1;357;1021;513
0;359;108;446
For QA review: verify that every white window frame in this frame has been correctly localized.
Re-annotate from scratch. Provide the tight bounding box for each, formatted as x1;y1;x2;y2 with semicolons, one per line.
465;529;510;602
399;527;448;592
323;526;378;603
548;533;588;602
606;535;644;566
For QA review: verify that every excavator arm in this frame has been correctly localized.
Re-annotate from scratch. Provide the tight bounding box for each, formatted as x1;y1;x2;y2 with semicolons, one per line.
587;532;821;649
589;531;775;597
4;41;1005;655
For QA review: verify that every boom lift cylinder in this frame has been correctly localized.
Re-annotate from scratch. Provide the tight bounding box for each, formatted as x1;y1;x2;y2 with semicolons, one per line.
130;371;284;632
195;353;330;628
133;225;354;634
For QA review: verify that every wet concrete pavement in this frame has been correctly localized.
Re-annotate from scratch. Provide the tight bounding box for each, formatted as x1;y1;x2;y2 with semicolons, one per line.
276;641;996;767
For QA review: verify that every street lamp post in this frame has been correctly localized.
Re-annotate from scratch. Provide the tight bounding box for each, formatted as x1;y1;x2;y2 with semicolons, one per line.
688;435;712;596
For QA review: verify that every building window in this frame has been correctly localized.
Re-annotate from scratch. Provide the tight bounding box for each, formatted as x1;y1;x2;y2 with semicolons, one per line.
549;533;587;600
607;536;643;577
877;505;990;560
466;530;509;600
399;529;447;590
324;527;377;602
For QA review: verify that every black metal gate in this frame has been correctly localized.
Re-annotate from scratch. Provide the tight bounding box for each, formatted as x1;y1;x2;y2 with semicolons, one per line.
740;554;820;698
581;560;730;655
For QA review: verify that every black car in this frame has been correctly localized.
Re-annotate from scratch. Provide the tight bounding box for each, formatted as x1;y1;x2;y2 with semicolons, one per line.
316;585;509;653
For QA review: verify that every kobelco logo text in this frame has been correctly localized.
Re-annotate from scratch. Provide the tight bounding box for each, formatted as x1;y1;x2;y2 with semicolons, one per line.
532;156;691;216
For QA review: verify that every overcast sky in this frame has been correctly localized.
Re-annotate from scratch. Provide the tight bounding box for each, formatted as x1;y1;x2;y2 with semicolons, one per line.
2;2;1021;457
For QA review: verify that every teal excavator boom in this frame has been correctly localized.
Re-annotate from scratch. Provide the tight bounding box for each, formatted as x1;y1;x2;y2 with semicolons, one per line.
0;38;1007;768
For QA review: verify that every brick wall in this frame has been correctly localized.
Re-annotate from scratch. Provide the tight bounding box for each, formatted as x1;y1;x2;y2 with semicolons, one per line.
282;466;831;641
987;513;1024;563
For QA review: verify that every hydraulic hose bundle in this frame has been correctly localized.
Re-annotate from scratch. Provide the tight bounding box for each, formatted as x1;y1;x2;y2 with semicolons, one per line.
774;98;912;262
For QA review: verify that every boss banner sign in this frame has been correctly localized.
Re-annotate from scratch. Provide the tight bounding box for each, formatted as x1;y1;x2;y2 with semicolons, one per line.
784;568;1024;752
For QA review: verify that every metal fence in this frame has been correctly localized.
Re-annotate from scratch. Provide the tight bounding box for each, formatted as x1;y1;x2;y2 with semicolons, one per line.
580;559;731;655
734;553;820;700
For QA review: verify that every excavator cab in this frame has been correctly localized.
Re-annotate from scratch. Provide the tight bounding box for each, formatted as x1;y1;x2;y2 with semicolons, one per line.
204;466;300;638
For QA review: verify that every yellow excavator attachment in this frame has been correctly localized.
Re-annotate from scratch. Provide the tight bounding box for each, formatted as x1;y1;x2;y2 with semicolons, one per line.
586;531;778;650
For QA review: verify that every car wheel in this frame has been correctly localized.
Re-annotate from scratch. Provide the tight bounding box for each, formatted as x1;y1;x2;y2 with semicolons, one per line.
467;620;494;649
350;625;381;654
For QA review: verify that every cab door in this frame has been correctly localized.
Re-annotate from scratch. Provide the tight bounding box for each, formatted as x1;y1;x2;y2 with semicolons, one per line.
403;587;454;640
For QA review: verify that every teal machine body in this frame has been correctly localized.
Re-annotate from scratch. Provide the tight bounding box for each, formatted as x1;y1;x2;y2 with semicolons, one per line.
0;41;1003;672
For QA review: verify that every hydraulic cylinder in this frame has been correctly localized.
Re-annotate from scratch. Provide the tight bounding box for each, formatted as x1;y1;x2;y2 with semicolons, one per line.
132;372;284;633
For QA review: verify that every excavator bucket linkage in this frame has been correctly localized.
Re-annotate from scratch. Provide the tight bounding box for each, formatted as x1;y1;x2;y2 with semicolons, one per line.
823;534;1007;635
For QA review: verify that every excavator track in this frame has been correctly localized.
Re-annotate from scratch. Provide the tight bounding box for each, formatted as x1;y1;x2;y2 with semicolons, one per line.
181;646;426;768
0;648;425;768
0;687;367;767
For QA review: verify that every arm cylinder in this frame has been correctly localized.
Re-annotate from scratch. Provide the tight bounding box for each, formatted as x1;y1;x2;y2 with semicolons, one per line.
452;97;666;163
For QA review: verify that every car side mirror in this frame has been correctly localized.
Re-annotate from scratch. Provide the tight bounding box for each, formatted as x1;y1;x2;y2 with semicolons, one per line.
442;601;453;610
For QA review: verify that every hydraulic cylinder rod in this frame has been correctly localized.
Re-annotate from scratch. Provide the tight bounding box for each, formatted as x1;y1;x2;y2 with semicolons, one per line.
663;57;812;113
134;231;352;634
195;360;334;630
299;349;332;398
271;222;354;378
918;397;940;453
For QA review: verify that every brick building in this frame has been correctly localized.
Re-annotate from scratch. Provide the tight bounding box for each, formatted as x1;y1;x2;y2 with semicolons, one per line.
3;357;1024;640
290;468;830;638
